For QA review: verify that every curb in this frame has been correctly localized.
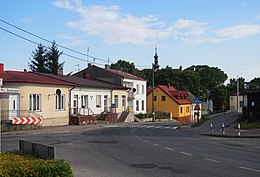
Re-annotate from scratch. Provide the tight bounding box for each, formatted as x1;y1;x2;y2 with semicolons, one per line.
200;134;260;138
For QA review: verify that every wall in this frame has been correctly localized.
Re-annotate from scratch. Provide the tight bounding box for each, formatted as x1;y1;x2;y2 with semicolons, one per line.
4;83;71;126
112;89;128;113
147;87;191;121
71;88;111;114
124;79;147;114
229;95;243;113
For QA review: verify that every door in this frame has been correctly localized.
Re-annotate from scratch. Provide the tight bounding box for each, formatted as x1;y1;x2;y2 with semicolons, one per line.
9;94;19;120
73;95;78;115
104;95;108;112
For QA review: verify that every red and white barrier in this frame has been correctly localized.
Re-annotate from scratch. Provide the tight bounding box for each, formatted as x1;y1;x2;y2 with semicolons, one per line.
12;117;43;125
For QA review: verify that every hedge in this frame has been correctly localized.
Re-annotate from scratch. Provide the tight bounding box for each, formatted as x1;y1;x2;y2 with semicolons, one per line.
0;151;73;177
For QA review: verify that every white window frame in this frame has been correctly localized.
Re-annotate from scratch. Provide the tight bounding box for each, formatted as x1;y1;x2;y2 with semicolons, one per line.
30;94;41;112
96;95;101;108
136;84;139;94
56;94;65;111
114;95;118;108
81;95;88;108
136;100;139;111
142;85;144;94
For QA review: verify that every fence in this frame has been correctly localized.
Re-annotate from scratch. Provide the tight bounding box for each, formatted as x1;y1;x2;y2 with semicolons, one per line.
19;140;55;159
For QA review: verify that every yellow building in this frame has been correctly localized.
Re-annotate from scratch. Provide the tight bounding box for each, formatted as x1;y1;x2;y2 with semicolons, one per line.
147;84;192;122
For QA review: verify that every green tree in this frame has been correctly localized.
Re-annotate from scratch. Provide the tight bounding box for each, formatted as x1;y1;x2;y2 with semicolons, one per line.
227;77;245;96
186;65;228;99
110;60;136;74
28;44;47;72
250;77;260;88
211;85;228;111
46;41;64;75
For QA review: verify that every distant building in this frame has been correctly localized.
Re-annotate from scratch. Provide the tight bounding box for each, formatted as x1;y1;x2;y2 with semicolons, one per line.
147;84;192;122
229;94;244;113
73;64;147;114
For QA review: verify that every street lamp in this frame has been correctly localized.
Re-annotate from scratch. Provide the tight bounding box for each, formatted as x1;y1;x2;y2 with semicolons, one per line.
237;76;239;113
152;47;159;122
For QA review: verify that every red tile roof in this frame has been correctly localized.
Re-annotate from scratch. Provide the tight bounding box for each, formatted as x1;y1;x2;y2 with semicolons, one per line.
0;71;75;86
147;84;191;105
105;68;146;81
36;72;129;90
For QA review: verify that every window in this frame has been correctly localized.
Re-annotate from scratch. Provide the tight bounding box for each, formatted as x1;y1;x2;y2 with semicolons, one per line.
162;96;166;101
96;95;101;108
136;100;139;111
240;101;244;108
30;94;41;111
136;84;139;94
180;107;183;113
186;106;189;113
56;94;65;110
154;96;157;101
142;100;144;111
142;85;145;94
122;95;126;107
114;95;118;108
81;95;88;108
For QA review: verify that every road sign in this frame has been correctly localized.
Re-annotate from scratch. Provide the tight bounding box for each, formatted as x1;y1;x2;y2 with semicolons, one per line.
12;117;43;125
193;97;201;104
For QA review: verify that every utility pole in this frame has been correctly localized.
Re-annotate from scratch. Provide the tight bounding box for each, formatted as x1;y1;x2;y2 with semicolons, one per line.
237;76;239;113
152;47;159;122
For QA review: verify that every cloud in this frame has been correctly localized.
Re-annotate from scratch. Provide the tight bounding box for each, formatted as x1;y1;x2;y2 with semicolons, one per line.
53;0;260;45
56;34;85;46
216;25;260;39
53;0;169;45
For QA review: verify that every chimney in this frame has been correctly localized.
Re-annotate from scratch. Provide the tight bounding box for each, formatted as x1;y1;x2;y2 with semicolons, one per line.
105;64;110;69
88;63;92;67
167;83;171;88
0;63;4;73
58;68;63;75
24;69;27;72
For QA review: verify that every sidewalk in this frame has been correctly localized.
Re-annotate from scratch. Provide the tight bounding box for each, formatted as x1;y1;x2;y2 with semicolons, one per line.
1;122;116;136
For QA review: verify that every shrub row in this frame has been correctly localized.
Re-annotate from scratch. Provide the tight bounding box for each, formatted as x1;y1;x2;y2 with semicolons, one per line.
0;151;73;177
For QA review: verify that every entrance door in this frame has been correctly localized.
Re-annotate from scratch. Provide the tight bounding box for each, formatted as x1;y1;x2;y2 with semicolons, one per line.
9;94;19;120
73;95;78;115
104;95;108;112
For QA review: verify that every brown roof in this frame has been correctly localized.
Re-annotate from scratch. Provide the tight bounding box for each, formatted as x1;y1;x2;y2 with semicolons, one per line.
147;84;191;105
36;72;129;90
105;68;146;81
0;71;75;86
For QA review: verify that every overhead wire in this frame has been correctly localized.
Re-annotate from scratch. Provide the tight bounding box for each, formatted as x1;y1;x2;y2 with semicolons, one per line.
0;18;111;63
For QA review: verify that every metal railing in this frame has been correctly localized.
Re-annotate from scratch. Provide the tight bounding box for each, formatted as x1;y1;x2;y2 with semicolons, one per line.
70;107;95;116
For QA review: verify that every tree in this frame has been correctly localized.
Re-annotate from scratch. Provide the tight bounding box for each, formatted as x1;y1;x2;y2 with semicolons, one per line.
28;44;47;72
186;65;228;100
110;60;136;74
46;41;64;75
226;77;245;96
250;77;260;88
211;85;228;111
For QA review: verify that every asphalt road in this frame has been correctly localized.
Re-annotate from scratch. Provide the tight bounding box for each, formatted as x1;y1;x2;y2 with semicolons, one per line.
1;113;260;177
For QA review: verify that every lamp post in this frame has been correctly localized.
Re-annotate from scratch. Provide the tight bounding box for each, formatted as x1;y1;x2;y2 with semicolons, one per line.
152;47;159;122
237;76;239;113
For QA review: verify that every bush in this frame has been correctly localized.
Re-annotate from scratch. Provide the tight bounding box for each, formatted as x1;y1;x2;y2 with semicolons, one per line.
0;151;73;177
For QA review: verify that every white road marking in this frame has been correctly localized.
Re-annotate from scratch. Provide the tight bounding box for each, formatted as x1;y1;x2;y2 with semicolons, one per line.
239;166;260;173
180;151;193;156
204;158;221;163
153;143;160;146
139;137;143;140
163;126;171;129
164;147;174;151
144;140;150;143
171;126;178;129
155;126;163;129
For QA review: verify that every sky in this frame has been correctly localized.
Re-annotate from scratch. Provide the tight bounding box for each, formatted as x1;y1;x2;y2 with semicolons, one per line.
0;0;260;82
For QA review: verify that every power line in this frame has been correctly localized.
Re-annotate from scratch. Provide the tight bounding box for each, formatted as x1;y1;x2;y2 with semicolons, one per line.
0;26;88;63
0;18;111;63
